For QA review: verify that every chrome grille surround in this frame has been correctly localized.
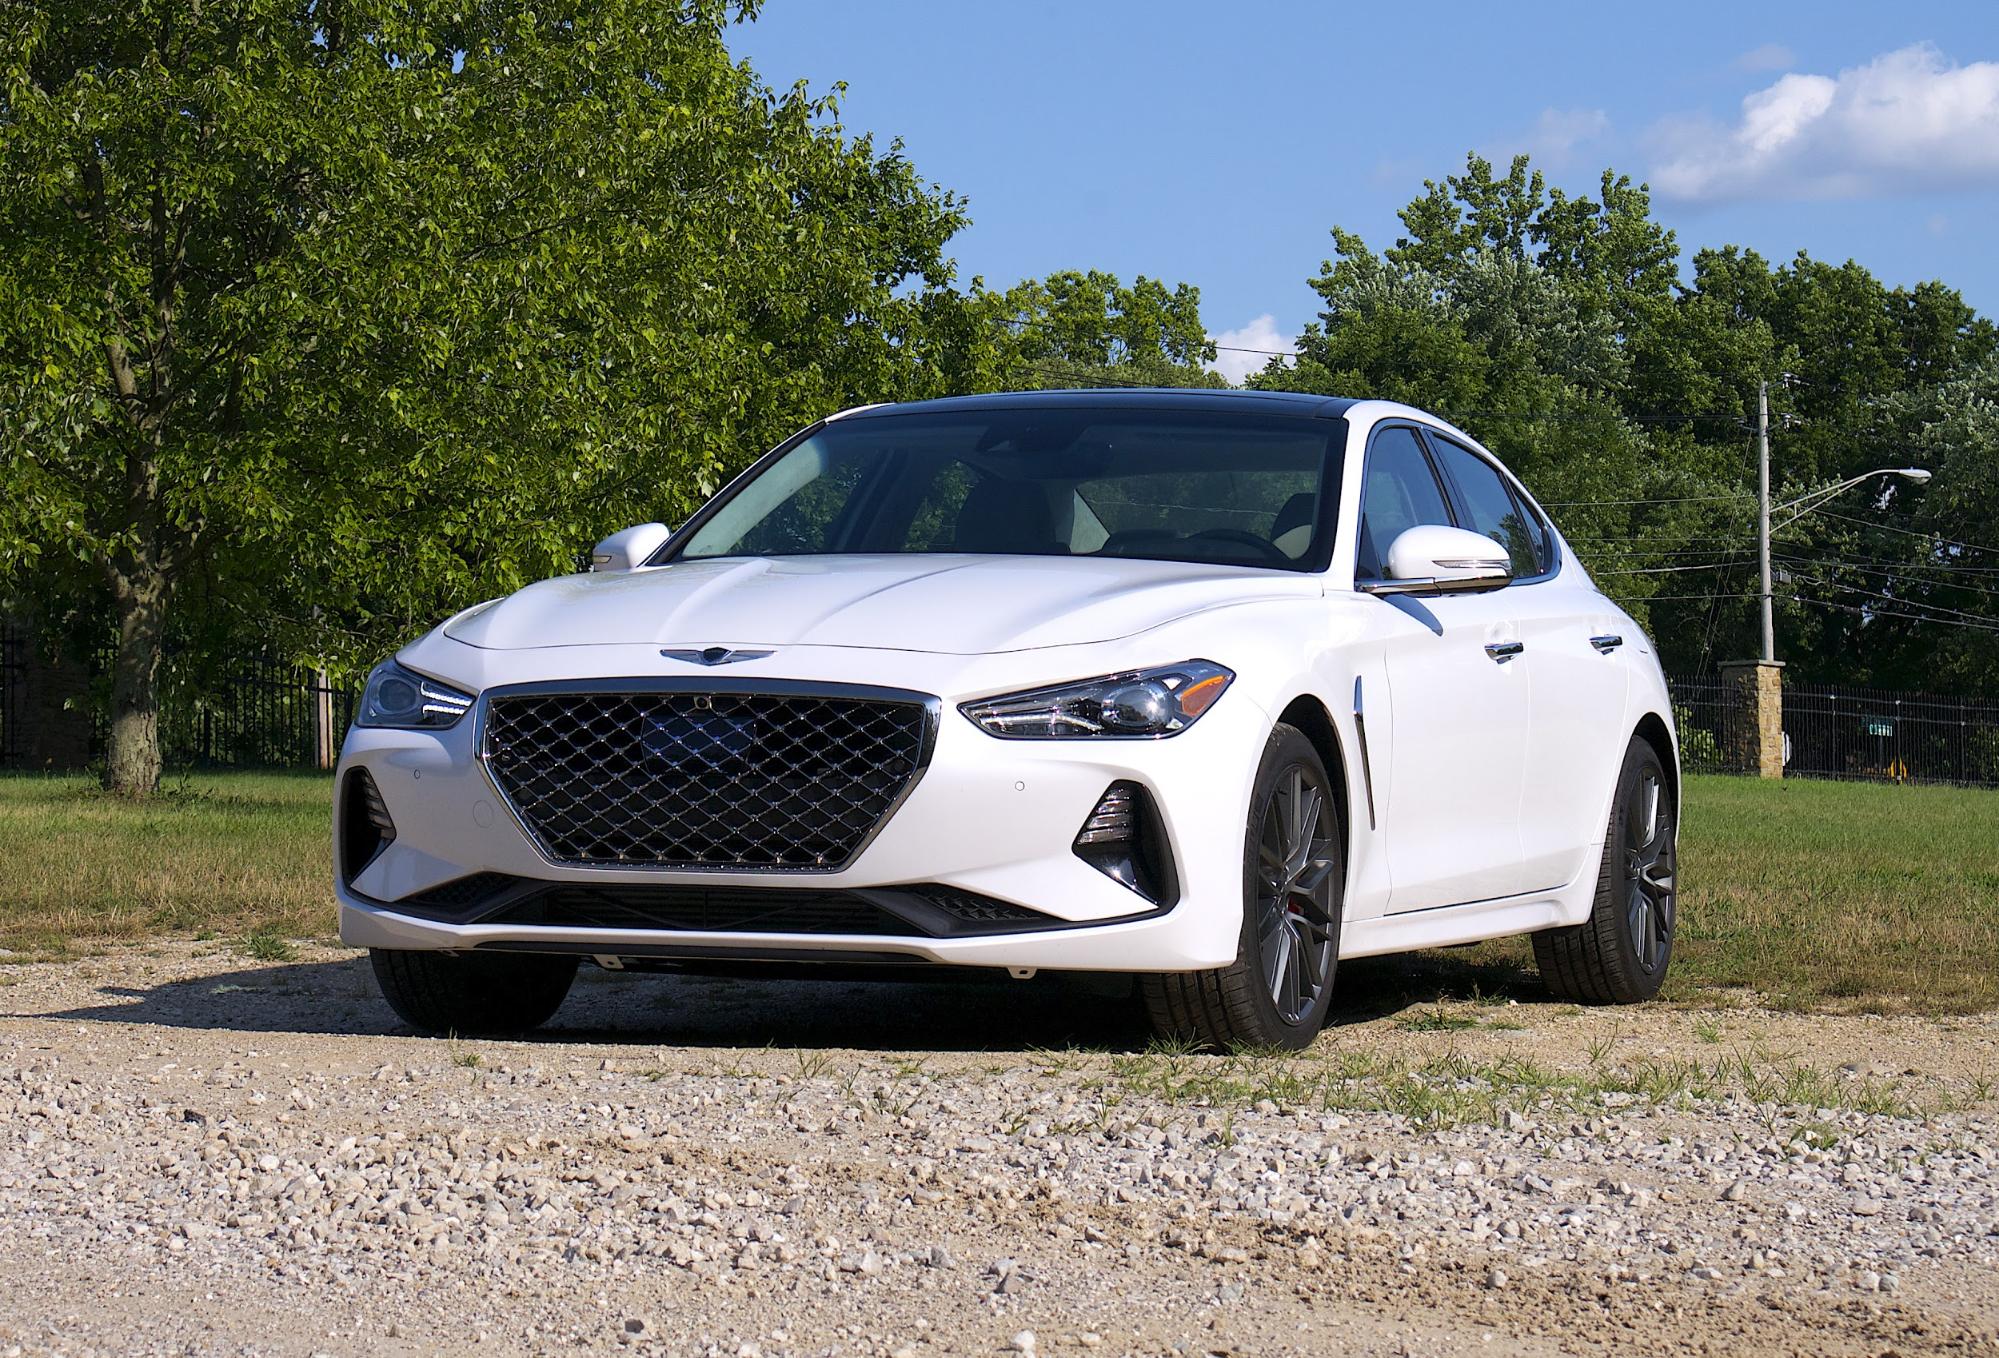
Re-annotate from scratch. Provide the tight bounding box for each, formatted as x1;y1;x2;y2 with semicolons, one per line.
478;679;939;871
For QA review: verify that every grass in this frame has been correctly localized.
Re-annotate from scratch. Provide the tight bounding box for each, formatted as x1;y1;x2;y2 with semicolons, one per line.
1432;774;1999;1014
0;772;333;956
0;769;1992;1013
1097;1041;1963;1128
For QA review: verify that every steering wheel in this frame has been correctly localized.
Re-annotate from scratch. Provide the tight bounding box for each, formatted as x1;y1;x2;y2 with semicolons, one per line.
1185;529;1290;564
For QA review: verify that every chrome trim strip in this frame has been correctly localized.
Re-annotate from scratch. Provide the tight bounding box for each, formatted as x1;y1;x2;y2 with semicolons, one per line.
1357;574;1511;598
1352;676;1377;831
1484;641;1524;662
472;677;943;875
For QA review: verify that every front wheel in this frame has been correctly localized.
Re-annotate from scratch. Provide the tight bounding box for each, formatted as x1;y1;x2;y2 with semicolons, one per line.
370;949;579;1035
1532;736;1678;1003
1142;724;1344;1050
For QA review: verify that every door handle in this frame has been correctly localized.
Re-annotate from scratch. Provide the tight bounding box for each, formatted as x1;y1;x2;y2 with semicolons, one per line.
1484;641;1524;662
1589;634;1624;653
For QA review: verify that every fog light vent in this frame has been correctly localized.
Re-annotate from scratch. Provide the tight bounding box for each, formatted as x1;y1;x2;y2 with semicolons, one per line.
340;768;397;883
1072;781;1178;904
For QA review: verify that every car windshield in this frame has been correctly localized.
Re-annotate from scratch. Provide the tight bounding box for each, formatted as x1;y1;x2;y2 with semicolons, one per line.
671;408;1347;572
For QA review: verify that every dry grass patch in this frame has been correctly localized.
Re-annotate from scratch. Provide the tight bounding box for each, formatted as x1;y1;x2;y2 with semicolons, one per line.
0;773;333;955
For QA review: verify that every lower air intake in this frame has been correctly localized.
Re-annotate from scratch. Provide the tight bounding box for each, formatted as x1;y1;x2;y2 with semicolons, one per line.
339;769;396;883
1073;781;1178;904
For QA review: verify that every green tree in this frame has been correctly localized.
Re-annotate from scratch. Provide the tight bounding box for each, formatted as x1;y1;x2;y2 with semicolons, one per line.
1264;152;1997;687
998;269;1225;390
0;0;989;792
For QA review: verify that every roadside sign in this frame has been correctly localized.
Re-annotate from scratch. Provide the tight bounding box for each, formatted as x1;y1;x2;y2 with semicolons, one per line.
1864;717;1894;737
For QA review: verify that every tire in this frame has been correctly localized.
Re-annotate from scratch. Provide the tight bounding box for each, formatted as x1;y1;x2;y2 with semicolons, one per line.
1532;736;1678;1004
1142;724;1344;1051
369;948;579;1036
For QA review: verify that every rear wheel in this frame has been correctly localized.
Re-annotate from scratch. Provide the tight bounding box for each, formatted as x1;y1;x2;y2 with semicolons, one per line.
1532;736;1677;1003
1142;724;1343;1050
370;949;579;1035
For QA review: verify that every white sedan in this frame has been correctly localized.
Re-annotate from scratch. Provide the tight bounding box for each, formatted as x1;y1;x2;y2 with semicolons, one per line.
336;389;1678;1048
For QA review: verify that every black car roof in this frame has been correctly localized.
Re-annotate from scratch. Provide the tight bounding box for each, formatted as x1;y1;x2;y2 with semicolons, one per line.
839;388;1360;421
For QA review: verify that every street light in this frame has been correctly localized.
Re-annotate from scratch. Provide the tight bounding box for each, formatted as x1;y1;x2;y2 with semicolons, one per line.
1755;381;1932;662
1771;467;1933;529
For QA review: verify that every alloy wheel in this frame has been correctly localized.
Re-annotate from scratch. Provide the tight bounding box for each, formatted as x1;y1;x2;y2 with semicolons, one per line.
1255;765;1339;1025
1623;768;1676;972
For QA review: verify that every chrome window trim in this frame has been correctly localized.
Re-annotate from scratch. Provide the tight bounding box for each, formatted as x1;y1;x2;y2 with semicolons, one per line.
472;677;943;875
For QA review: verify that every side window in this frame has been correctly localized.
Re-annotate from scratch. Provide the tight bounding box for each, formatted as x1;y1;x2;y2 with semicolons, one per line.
1355;426;1454;579
1426;437;1546;578
1509;486;1556;575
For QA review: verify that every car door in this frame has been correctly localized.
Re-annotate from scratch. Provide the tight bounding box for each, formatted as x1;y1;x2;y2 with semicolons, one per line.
1423;434;1630;894
1355;424;1534;913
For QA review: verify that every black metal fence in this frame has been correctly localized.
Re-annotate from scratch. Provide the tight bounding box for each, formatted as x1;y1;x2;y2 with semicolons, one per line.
154;662;355;769
5;639;1994;786
1778;681;1999;787
1662;673;1743;779
0;622;24;768
0;635;355;772
1670;673;1999;789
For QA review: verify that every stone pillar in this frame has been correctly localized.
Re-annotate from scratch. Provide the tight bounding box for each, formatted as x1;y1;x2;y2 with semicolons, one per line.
313;668;336;771
1718;660;1784;779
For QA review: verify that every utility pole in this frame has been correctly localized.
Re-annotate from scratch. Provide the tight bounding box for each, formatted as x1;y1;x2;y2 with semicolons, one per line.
1757;380;1774;664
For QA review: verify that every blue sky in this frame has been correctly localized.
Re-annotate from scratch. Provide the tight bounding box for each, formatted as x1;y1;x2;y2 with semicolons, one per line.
729;2;1999;380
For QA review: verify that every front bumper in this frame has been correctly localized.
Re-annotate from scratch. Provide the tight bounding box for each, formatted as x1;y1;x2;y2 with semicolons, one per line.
335;644;1265;972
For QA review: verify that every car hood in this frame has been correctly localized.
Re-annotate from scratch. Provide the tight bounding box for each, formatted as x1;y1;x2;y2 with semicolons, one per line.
443;555;1322;655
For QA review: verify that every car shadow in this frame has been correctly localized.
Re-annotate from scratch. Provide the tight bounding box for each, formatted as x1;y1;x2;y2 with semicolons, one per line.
23;945;1553;1051
23;955;1158;1052
1330;952;1545;1026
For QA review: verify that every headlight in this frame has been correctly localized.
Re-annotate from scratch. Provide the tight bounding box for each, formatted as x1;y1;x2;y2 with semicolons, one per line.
961;661;1233;739
356;660;474;729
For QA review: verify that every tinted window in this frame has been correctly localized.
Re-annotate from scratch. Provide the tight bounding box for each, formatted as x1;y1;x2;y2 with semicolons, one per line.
1428;437;1547;577
676;410;1345;572
1355;426;1454;579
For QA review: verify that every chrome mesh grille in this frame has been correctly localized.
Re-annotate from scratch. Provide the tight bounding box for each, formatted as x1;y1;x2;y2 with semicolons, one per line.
482;690;929;868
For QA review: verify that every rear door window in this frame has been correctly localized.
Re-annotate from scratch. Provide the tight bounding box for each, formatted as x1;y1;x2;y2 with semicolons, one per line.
1425;435;1549;578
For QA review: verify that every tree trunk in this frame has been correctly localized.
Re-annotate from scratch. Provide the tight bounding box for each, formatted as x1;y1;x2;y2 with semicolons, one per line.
103;562;171;796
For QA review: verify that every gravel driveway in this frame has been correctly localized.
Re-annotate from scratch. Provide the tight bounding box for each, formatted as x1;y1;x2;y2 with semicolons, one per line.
1;941;1995;1357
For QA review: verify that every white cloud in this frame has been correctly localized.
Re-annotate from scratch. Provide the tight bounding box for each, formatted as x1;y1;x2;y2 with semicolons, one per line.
1652;44;1999;201
1523;107;1611;163
1484;107;1611;171
1206;314;1295;386
1735;43;1795;73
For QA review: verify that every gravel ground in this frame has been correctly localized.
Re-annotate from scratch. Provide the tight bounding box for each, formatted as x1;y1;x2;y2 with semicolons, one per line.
1;941;1995;1357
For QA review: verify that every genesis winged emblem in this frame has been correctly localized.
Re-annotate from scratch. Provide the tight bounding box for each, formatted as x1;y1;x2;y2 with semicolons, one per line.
659;646;774;667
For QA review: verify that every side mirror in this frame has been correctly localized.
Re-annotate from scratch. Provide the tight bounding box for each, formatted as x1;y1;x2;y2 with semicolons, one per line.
1362;524;1513;596
589;523;671;573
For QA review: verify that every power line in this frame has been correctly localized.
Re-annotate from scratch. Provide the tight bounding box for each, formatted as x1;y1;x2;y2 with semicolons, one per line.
1805;510;1999;559
1543;492;1748;507
1611;591;1749;603
1773;554;1999;594
997;314;1297;360
1594;561;1742;575
1785;594;1999;635
1782;573;1999;628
